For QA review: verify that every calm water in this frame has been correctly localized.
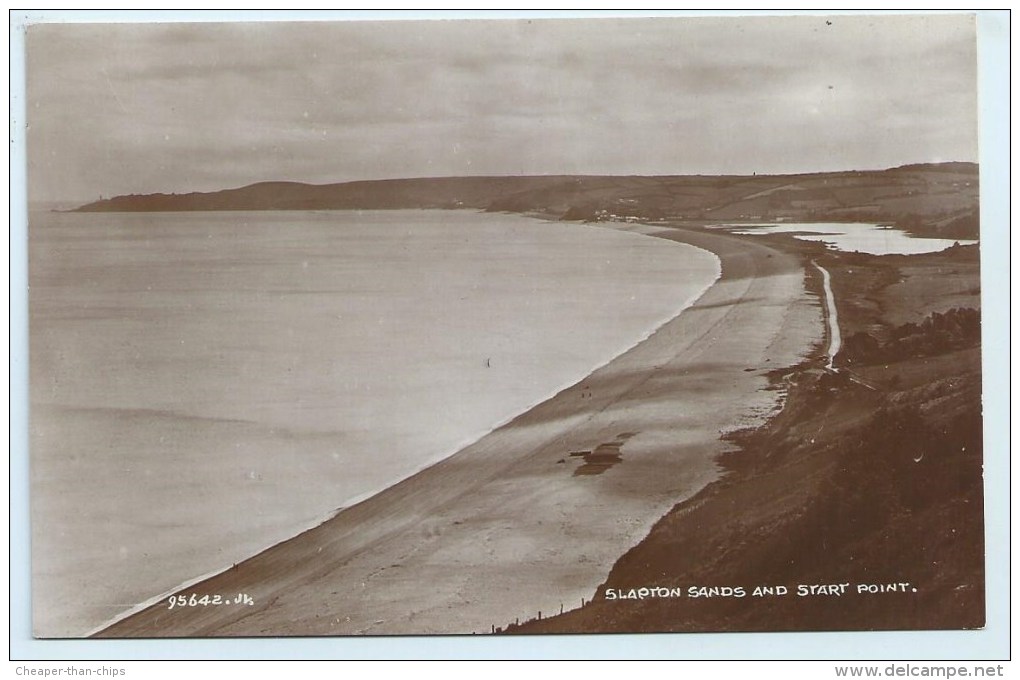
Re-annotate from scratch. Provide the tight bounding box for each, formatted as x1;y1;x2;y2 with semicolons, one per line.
29;209;720;636
717;222;978;255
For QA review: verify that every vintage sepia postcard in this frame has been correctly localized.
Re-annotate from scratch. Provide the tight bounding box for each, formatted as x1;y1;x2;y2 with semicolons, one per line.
22;12;990;641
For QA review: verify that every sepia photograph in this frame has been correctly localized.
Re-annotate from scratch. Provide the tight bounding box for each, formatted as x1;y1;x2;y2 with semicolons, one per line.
20;11;996;647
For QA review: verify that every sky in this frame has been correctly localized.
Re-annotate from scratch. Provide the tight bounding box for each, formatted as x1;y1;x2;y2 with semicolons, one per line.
23;12;979;204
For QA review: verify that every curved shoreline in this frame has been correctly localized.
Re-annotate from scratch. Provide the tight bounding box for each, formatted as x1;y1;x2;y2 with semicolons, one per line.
77;219;721;638
97;225;823;637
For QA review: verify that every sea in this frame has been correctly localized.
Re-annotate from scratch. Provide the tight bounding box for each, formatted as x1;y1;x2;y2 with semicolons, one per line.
27;209;720;636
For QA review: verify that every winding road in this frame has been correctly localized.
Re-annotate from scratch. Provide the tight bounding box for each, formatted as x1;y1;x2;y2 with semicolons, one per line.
812;261;841;369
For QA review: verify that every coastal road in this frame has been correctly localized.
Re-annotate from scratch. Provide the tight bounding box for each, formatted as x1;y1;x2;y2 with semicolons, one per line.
812;261;842;369
98;225;822;637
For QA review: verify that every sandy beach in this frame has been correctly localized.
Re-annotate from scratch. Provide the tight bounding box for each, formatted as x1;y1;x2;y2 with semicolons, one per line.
97;225;822;637
513;238;984;633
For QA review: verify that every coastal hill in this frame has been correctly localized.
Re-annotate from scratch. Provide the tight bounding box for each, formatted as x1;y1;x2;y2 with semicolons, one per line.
76;162;979;239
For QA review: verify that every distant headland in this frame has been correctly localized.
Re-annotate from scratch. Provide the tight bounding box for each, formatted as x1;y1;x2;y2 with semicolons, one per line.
75;162;979;240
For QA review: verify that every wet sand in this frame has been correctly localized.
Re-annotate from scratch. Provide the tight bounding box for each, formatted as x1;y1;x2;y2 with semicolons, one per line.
98;225;822;637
